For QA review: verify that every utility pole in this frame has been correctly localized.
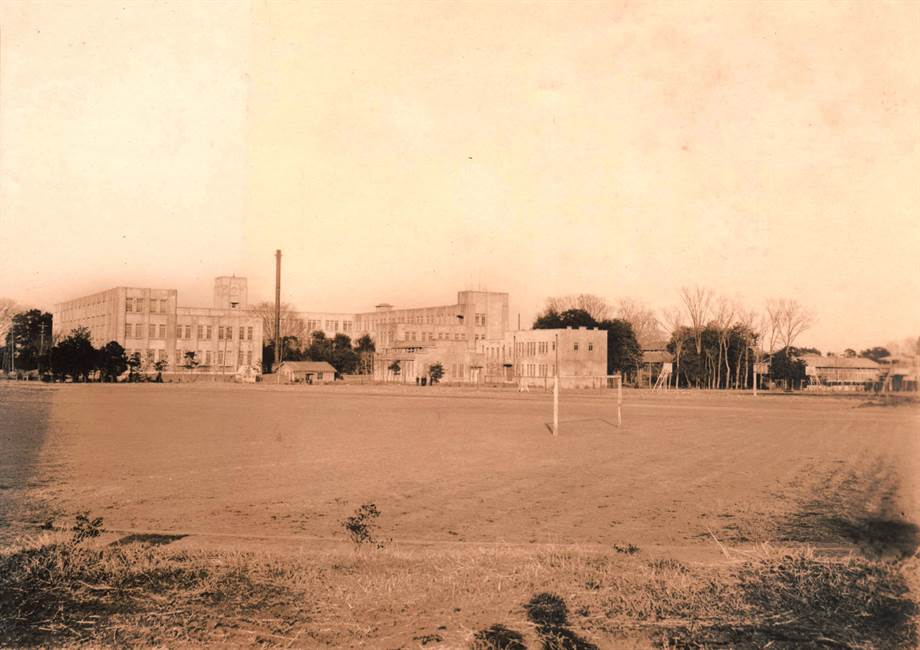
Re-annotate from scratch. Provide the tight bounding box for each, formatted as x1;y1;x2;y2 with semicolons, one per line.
274;249;282;371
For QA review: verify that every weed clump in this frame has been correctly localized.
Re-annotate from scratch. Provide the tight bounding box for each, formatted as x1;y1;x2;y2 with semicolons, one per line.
71;511;104;543
472;623;527;649
342;502;384;549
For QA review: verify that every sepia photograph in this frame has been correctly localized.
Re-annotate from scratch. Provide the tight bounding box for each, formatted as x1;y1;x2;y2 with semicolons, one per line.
1;1;918;647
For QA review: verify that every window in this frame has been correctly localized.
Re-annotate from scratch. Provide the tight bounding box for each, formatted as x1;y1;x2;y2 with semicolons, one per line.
184;325;191;339
160;299;166;313
218;327;224;340
126;297;134;312
125;323;132;338
146;349;154;364
218;351;224;365
247;326;253;340
149;324;156;338
246;350;252;365
206;326;212;340
239;326;245;340
588;342;594;352
205;351;211;365
137;299;145;312
158;324;166;339
197;325;203;339
574;342;579;351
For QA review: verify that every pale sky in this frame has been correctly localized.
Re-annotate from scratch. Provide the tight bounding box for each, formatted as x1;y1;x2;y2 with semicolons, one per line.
1;0;918;352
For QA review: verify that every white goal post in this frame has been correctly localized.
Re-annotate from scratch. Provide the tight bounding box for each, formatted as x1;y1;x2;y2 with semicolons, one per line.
549;373;622;436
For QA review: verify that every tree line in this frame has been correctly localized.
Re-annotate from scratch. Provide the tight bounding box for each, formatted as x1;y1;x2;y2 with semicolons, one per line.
263;331;376;377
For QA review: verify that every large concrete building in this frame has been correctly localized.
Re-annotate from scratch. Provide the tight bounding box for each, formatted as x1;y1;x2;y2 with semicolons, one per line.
55;280;609;385
54;276;263;374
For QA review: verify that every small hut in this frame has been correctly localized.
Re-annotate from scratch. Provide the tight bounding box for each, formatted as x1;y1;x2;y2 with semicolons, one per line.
274;361;336;384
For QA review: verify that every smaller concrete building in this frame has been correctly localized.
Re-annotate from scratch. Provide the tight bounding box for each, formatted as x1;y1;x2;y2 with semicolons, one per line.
275;360;336;384
480;327;608;388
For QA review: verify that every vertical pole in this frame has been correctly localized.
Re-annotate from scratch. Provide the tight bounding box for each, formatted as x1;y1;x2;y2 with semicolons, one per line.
274;249;282;372
617;373;623;427
753;362;758;397
553;374;559;436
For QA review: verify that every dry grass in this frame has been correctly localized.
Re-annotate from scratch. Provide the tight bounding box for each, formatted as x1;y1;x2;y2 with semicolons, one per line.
1;534;916;648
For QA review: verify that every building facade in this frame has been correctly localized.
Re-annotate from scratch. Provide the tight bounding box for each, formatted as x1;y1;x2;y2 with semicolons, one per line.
801;354;881;389
479;327;608;388
55;281;610;385
54;276;263;375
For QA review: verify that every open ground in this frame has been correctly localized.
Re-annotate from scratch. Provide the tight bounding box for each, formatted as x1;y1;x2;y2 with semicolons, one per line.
1;383;918;647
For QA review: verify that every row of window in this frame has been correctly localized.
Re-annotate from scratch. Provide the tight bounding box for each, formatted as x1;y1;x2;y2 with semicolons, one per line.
126;297;168;314
126;323;166;339
297;319;353;334
127;323;255;341
177;325;254;341
126;349;254;367
361;309;477;330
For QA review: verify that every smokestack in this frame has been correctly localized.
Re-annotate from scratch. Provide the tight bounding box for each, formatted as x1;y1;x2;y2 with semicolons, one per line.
274;249;282;369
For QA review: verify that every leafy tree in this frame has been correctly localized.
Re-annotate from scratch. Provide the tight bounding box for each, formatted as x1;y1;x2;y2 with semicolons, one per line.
770;347;806;388
598;318;642;375
183;350;199;372
281;335;305;361
7;309;53;371
127;352;143;382
97;341;127;382
330;333;358;375
796;347;821;356
306;330;333;363
859;347;890;363
843;348;857;358
51;327;96;382
355;334;376;375
428;361;444;384
153;359;168;382
388;360;401;378
533;308;596;330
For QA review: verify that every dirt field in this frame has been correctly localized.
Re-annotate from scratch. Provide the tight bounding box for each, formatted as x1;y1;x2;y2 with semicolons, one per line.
2;383;917;557
1;383;919;648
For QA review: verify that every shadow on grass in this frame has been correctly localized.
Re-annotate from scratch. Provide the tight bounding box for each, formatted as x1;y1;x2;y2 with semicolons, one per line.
111;533;187;546
824;515;919;560
660;554;917;649
472;624;527;649
524;593;598;650
0;540;305;647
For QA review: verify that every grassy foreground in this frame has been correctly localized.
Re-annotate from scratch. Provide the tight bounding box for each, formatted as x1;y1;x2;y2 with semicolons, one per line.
1;533;917;648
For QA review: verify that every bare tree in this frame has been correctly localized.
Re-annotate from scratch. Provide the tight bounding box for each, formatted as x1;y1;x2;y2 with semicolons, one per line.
735;308;760;389
661;307;685;389
767;299;814;357
0;298;19;343
544;294;610;321
616;298;662;345
712;296;736;389
251;301;306;349
679;286;712;363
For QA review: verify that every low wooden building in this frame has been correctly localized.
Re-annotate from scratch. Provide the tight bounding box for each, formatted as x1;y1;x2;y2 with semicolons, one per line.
275;361;336;384
800;354;880;389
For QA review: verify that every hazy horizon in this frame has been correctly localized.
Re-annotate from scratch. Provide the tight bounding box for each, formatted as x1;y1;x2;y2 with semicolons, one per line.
2;1;918;353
